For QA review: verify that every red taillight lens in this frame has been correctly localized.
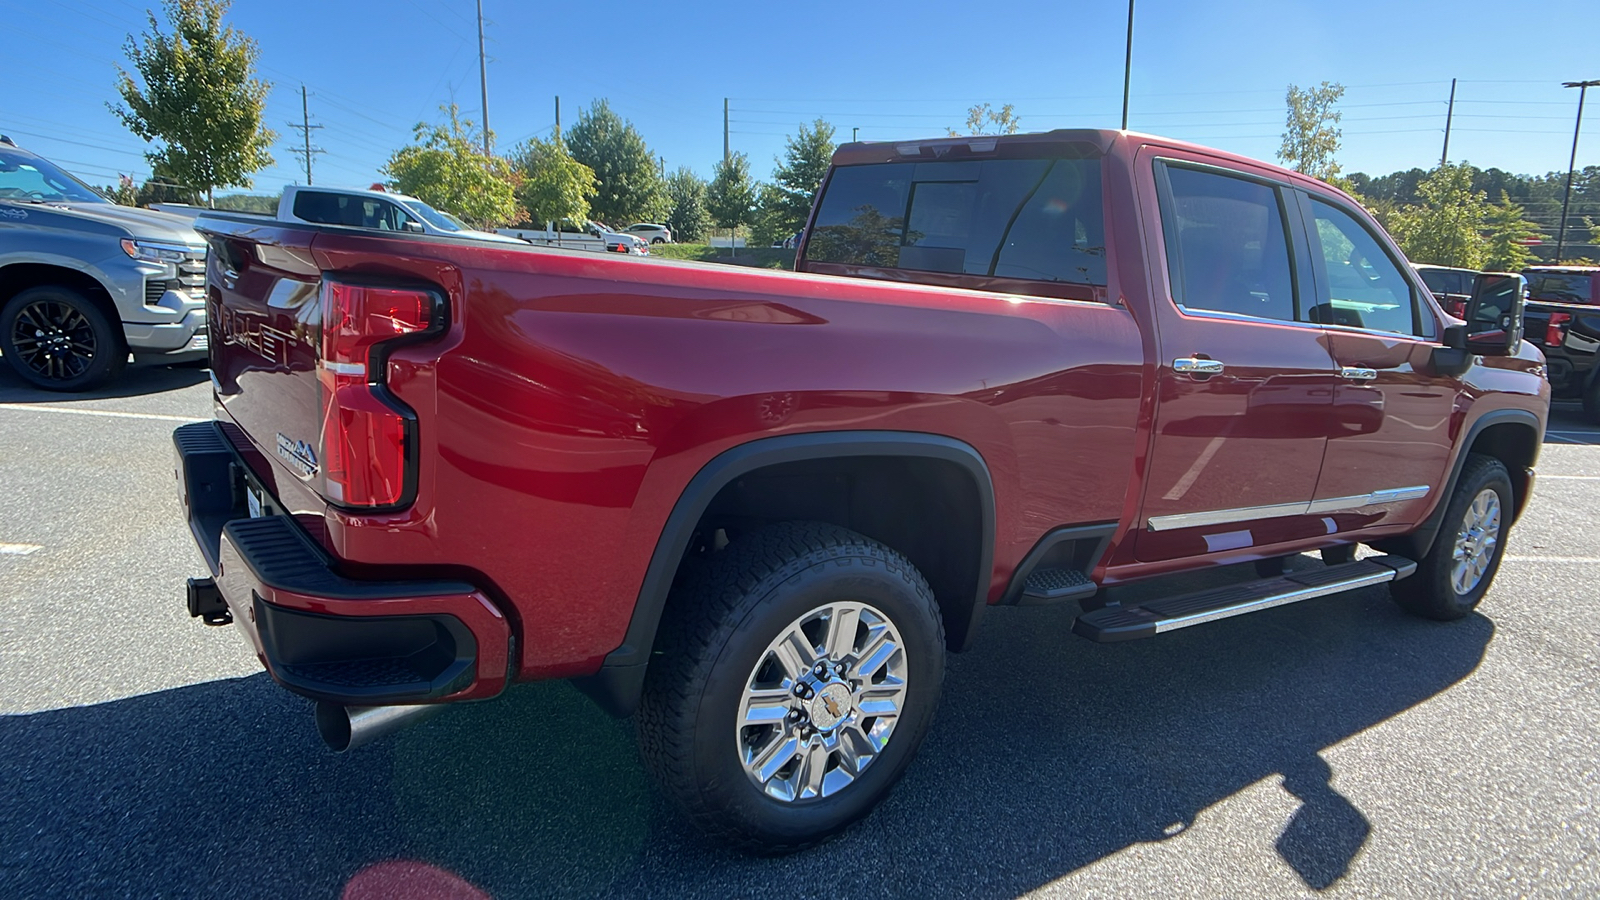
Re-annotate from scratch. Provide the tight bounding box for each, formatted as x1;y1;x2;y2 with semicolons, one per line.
1444;298;1468;319
318;281;435;508
1545;312;1571;347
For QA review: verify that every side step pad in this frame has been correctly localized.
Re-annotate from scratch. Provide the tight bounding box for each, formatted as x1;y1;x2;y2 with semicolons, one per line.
1073;556;1417;643
1020;567;1097;605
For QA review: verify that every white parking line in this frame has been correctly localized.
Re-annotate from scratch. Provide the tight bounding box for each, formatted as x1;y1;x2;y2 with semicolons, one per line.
0;404;204;423
1504;555;1600;563
0;543;42;555
1539;475;1600;481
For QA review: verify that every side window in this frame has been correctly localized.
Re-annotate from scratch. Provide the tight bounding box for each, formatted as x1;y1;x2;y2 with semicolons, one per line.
362;200;412;231
1307;199;1420;335
1159;164;1297;322
291;190;342;225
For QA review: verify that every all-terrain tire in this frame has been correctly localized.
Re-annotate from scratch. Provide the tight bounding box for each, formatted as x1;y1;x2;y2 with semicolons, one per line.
1;286;125;391
1390;454;1513;621
636;521;945;853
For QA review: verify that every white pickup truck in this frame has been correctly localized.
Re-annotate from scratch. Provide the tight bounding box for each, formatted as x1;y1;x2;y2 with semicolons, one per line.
274;185;525;244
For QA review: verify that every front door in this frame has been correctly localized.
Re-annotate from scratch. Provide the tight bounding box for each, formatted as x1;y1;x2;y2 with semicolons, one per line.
1135;152;1340;562
1295;192;1457;530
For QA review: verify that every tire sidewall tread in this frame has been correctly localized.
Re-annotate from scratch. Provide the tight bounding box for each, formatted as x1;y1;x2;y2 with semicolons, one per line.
637;521;945;853
1;286;125;391
1392;454;1513;621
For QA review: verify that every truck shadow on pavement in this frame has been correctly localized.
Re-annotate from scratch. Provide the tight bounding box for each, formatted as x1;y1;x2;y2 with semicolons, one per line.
0;583;1491;900
0;361;208;402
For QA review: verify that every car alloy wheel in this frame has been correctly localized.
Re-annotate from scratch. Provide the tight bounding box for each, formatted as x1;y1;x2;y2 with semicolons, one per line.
10;298;97;381
1449;488;1501;595
735;601;909;802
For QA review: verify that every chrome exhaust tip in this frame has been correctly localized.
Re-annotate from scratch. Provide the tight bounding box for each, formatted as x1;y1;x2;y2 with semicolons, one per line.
315;701;447;752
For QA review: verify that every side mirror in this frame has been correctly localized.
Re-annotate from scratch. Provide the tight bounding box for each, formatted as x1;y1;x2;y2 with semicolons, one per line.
1463;272;1526;356
401;220;425;234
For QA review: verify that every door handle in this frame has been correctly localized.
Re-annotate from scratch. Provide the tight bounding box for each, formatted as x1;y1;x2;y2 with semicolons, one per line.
1173;357;1225;377
1340;366;1378;382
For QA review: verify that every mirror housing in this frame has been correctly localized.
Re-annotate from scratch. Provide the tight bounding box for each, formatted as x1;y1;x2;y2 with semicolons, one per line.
1463;272;1526;356
400;220;425;234
1432;273;1525;376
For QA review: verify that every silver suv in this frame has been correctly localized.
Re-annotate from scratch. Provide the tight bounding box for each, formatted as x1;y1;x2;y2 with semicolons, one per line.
0;136;207;391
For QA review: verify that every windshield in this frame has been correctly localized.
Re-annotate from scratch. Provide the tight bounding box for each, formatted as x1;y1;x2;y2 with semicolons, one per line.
398;198;462;232
0;149;107;203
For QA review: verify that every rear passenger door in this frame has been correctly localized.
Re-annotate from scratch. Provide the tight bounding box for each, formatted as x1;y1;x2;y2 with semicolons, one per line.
1295;192;1457;531
1134;152;1340;562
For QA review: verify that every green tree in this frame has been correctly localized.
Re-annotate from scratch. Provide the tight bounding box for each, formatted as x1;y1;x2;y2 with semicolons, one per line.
509;136;596;226
1279;81;1345;182
1483;192;1541;272
565;99;665;226
663;166;710;243
766;118;836;239
708;153;757;253
111;0;275;206
749;183;791;248
383;104;520;228
948;103;1021;137
213;192;278;213
1386;163;1488;269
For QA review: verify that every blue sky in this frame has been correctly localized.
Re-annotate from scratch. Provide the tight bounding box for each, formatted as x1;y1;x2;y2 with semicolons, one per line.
6;0;1597;198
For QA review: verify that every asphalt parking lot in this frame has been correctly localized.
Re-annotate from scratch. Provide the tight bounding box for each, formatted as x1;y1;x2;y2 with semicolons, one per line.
2;365;1597;899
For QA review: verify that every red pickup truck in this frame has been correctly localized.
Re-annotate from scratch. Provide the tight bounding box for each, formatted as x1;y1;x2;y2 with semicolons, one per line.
175;129;1548;851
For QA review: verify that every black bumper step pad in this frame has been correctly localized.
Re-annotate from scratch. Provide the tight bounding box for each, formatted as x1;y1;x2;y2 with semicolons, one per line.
1021;567;1097;604
1073;556;1417;643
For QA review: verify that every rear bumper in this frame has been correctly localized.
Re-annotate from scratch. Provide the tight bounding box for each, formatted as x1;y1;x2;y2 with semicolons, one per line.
173;421;510;705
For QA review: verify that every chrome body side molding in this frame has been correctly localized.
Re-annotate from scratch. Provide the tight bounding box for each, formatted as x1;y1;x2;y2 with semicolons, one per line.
1147;486;1431;532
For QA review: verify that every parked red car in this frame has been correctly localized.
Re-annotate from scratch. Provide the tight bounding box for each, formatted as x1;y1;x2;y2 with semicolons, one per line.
175;129;1548;851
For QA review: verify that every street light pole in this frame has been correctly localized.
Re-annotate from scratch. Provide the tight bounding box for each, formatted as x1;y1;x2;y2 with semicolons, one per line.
1555;79;1599;262
1120;0;1135;130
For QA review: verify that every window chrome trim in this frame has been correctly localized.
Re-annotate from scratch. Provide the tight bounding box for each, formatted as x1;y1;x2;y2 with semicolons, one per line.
1171;303;1326;330
1147;486;1431;532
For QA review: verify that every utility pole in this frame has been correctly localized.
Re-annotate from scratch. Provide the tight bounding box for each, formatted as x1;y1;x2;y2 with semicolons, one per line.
285;84;324;185
852;127;859;142
554;96;561;139
1440;77;1457;168
1120;0;1135;130
723;98;730;163
477;0;490;154
1556;79;1600;262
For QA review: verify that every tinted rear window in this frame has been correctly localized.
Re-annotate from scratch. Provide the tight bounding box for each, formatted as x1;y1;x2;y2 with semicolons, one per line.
804;158;1106;286
1524;272;1593;303
1417;268;1459;295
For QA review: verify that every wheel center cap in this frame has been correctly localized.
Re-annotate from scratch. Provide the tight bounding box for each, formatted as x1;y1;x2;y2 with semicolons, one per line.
808;681;853;731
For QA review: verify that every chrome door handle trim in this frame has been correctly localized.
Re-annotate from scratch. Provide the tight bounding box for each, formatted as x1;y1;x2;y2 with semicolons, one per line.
1340;366;1378;382
1173;357;1225;376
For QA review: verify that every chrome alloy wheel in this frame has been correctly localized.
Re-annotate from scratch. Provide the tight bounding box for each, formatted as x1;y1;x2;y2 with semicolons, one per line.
735;602;909;802
10;299;96;381
1450;488;1502;595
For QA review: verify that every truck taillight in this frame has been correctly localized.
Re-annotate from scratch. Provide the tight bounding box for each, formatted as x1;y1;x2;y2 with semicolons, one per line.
1545;312;1571;347
317;281;436;508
